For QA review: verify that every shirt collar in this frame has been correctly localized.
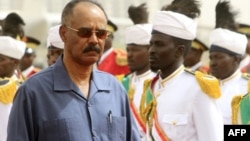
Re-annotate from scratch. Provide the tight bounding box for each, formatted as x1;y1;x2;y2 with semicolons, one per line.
52;56;111;92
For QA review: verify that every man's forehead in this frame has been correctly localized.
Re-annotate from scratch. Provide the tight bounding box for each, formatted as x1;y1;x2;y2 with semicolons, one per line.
0;54;11;59
73;5;107;25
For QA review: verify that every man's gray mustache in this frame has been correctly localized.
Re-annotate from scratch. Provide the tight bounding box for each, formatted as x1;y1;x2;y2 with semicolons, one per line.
83;45;101;53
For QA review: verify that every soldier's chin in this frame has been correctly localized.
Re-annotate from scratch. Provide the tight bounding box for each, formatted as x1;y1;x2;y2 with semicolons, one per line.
211;72;222;79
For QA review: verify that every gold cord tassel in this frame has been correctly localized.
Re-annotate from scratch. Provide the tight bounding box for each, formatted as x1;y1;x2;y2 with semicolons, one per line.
139;79;152;123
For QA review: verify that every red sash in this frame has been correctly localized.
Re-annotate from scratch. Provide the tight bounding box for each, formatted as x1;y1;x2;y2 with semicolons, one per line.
130;102;146;134
144;74;170;141
121;76;146;136
151;112;170;141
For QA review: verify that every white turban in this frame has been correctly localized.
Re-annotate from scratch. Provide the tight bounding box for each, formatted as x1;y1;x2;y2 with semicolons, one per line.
125;24;152;45
152;11;197;40
209;28;248;55
47;24;64;49
0;36;26;60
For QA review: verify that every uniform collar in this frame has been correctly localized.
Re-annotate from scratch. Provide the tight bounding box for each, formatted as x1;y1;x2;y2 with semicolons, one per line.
132;70;154;81
220;69;241;84
159;65;184;87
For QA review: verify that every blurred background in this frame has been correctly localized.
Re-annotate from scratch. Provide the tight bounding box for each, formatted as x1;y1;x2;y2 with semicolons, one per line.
0;0;249;68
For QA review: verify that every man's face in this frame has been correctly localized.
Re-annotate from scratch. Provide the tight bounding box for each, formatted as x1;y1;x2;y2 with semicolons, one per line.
47;47;64;66
149;33;177;72
60;2;107;66
184;48;202;67
126;44;150;73
104;33;113;52
0;54;17;78
209;51;238;79
19;53;35;71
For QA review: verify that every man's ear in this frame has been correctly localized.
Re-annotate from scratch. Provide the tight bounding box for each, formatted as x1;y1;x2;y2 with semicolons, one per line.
59;25;67;42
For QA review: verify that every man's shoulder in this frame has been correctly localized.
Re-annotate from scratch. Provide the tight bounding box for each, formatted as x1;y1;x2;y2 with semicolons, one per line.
93;70;125;91
24;67;53;84
93;69;118;81
184;68;221;99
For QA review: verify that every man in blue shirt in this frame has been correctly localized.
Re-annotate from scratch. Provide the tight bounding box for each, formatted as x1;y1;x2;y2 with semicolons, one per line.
7;0;140;141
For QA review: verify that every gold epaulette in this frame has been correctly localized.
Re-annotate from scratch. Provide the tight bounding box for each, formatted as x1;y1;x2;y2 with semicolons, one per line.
185;68;221;99
114;48;128;66
0;78;18;104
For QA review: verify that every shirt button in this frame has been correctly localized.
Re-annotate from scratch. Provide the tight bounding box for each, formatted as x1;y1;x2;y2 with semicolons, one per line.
88;102;91;107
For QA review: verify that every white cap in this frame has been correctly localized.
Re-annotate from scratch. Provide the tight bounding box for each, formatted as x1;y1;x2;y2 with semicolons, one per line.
209;28;248;55
47;24;64;49
0;36;26;60
125;24;152;45
152;11;197;40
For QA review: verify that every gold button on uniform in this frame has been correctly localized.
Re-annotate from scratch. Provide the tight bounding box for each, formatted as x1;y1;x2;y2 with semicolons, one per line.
172;121;176;126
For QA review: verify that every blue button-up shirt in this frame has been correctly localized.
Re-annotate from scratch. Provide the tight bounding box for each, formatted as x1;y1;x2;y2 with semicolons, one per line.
7;57;140;141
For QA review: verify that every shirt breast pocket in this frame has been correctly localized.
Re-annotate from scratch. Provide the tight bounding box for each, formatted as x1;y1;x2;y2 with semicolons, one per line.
107;116;126;141
162;114;188;137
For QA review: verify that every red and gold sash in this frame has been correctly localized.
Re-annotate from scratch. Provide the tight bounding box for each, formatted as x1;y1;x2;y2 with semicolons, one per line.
151;112;170;141
122;76;146;135
130;101;147;134
140;74;170;141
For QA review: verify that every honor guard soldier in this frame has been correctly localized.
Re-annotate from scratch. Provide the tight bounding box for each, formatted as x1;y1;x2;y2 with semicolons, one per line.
209;0;249;125
140;0;223;141
0;36;26;141
184;38;209;73
209;28;248;124
19;36;41;78
122;23;156;140
46;24;64;66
